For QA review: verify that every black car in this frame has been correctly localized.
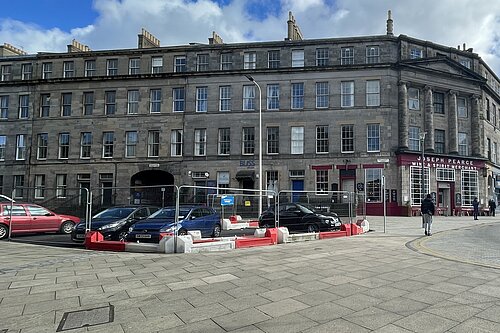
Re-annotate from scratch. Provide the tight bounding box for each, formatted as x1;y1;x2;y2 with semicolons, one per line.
71;205;160;242
259;202;341;232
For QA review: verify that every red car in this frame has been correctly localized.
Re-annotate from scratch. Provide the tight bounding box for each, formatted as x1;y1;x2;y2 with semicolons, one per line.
0;203;80;239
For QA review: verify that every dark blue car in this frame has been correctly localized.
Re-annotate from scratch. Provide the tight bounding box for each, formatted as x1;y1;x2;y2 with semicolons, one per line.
126;205;221;243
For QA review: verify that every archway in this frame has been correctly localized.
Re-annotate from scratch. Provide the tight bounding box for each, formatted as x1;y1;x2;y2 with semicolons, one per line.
130;170;175;207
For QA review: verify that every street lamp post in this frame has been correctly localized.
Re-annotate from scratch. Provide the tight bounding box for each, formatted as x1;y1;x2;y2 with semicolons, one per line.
245;75;263;216
419;132;427;202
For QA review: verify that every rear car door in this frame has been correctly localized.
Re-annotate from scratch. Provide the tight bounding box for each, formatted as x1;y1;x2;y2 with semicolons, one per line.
203;208;218;235
2;204;31;232
185;208;205;234
26;205;60;231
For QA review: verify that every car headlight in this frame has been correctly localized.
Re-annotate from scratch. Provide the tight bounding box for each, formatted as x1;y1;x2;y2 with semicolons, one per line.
98;221;123;231
159;225;176;233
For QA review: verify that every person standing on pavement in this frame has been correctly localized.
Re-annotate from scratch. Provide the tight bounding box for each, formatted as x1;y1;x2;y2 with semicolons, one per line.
472;197;480;220
488;198;496;217
421;194;435;236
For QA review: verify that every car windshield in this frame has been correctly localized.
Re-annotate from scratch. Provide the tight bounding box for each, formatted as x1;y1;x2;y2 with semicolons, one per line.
93;207;135;219
296;203;316;214
149;207;191;219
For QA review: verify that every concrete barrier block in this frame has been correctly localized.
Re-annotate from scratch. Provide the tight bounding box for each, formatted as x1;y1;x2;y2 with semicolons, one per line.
277;227;289;243
125;242;159;253
351;223;362;235
163;235;193;253
340;223;351;236
188;240;235;253
253;228;267;238
159;236;171;252
358;219;369;233
265;228;278;244
188;230;202;240
222;218;231;230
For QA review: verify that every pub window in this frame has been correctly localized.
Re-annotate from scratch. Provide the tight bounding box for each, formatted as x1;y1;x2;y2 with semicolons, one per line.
365;168;382;202
410;166;429;205
461;170;478;207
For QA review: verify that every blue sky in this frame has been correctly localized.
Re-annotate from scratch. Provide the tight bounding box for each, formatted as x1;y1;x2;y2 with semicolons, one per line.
1;0;499;74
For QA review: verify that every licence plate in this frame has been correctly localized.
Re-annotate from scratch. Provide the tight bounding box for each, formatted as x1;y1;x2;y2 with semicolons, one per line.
76;234;85;239
136;234;151;239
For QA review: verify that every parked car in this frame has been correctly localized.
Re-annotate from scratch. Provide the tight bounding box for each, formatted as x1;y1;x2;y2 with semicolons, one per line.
126;205;222;243
259;202;341;232
71;205;160;242
0;203;80;239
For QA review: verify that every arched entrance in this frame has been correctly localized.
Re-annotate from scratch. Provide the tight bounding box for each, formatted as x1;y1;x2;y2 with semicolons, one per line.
130;170;175;207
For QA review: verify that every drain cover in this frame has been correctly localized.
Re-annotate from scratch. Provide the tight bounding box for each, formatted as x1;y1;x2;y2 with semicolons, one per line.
56;305;114;332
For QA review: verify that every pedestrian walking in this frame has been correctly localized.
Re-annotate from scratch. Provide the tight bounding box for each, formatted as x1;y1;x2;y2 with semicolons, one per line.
488;198;496;217
472;197;480;220
421;194;435;236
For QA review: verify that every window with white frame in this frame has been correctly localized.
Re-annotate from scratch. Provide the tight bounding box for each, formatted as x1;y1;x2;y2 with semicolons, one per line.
366;46;380;64
291;83;304;109
13;175;24;199
170;129;183;156
58;133;70;159
367;124;380;152
457;97;467;117
243;85;255;111
291;50;304;67
150;89;161;113
341;47;354;65
267;84;279;110
341;125;354;153
218;128;230;155
316;125;329;154
461;170;478;206
410;166;429;205
436;168;455;181
151;56;163;73
173;87;185;112
244;52;256;69
458;132;468;156
409;126;421;151
83;92;94;115
341;81;354;107
267;127;279;154
148;130;160;157
316;82;329;108
365;168;382;202
61;93;72;116
34;175;45;199
125;131;138;158
63;61;74;78
56;174;67;198
0;95;8;119
37;133;48;159
220;53;232;70
291;126;304;154
80;132;92;159
435;129;445;154
408;88;420;110
196;87;207;112
316;48;328;66
40;94;50;117
21;63;32;80
410;48;423;59
266;170;278;194
85;60;96;77
433;92;445;114
102;132;114;158
242;127;255;155
104;91;116;115
174;55;186;72
316;170;328;194
196;54;209;71
128;58;140;75
0;135;5;160
16;134;26;160
366;80;380;106
127;90;139;114
106;59;118;76
268;50;280;69
219;86;231;111
42;62;52;79
194;128;206;156
18;95;29;119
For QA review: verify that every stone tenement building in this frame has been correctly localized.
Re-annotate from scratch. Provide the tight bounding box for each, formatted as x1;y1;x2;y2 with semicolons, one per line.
0;12;499;216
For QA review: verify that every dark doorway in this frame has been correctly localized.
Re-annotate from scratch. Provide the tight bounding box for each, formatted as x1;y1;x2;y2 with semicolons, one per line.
131;170;174;207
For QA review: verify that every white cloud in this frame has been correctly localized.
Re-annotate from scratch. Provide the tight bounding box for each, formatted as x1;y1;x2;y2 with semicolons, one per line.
0;0;499;74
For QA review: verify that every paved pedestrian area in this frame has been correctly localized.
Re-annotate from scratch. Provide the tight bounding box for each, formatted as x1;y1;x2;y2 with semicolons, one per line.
1;215;500;333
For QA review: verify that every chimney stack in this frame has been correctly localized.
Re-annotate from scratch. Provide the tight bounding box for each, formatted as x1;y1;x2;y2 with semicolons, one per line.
67;39;91;53
286;11;303;41
208;31;223;45
138;28;160;49
0;43;27;57
386;10;394;36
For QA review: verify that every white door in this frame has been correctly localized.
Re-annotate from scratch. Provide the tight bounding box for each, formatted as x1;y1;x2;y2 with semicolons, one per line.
341;179;354;203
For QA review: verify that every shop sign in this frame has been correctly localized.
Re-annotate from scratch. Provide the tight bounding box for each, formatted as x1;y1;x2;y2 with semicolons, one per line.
398;154;484;170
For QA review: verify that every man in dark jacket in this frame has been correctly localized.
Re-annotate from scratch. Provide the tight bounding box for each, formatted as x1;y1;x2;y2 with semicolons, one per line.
421;194;435;236
472;197;480;220
488;198;496;217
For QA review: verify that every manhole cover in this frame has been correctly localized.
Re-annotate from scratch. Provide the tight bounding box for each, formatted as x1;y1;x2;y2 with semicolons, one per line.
57;305;114;332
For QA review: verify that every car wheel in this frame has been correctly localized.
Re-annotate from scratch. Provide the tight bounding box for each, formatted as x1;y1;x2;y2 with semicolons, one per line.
60;221;75;234
178;229;188;236
212;223;221;238
117;231;128;242
0;224;8;239
306;223;319;233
